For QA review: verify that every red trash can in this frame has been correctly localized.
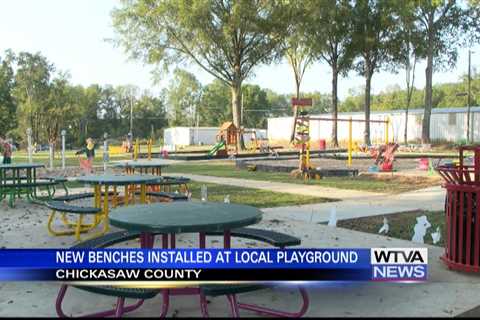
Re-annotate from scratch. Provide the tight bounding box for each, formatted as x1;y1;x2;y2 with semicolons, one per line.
436;146;480;272
319;139;326;150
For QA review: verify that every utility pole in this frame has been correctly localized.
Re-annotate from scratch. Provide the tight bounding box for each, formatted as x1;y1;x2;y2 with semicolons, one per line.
467;50;472;143
129;93;134;136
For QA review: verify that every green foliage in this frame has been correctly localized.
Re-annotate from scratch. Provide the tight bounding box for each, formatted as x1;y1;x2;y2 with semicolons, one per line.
166;68;202;126
111;0;293;147
339;71;480;112
0;52;17;135
198;79;231;126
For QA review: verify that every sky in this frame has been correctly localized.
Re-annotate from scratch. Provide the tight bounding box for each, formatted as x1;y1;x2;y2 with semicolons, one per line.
0;0;479;100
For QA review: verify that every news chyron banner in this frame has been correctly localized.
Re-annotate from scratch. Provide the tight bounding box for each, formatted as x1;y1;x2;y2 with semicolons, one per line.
0;248;427;284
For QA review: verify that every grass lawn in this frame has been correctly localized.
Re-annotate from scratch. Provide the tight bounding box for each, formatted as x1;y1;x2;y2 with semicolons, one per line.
335;210;445;247
12;150;132;167
164;162;441;194
65;180;334;208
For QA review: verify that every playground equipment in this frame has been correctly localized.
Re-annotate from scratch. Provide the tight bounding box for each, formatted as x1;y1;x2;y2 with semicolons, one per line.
208;122;240;157
132;138;154;161
208;140;226;157
291;97;314;177
368;142;399;172
291;100;392;170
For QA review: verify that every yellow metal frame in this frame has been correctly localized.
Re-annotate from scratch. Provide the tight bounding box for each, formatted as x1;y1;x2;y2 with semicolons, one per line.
147;139;153;160
47;182;149;241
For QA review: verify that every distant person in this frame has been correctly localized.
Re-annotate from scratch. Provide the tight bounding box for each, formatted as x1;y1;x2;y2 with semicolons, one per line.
0;136;12;164
76;138;95;174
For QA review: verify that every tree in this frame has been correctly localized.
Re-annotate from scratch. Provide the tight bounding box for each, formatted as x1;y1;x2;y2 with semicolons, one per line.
394;3;422;144
305;0;354;146
198;79;231;126
351;0;398;145
166;68;202;126
0;51;17;136
265;89;291;117
111;0;291;149
76;84;103;145
412;1;474;143
133;90;168;139
241;84;271;128
282;1;315;143
12;51;54;143
45;72;76;149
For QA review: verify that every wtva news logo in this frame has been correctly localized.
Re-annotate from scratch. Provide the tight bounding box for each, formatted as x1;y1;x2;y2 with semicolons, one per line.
371;248;428;282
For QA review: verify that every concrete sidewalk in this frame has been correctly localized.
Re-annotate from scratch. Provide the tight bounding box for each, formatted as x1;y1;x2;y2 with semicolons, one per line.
170;173;445;222
262;186;445;223
170;173;384;200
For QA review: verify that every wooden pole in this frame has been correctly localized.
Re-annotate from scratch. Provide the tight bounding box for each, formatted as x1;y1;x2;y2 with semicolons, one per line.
348;117;352;167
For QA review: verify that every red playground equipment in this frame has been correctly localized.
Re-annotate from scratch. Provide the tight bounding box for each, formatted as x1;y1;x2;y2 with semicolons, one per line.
368;142;399;172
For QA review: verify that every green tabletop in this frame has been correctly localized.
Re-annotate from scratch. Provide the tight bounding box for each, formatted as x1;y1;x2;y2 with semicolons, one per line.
0;163;44;170
76;174;160;185
114;162;169;169
109;201;263;233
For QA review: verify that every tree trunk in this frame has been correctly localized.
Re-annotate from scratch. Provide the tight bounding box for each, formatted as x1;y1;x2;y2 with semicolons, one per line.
364;67;372;146
422;15;434;144
404;57;415;145
422;52;433;144
404;107;409;145
231;80;245;150
289;76;301;143
331;64;339;147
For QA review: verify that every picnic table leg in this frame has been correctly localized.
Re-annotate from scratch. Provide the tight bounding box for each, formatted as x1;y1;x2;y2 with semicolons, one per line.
112;186;118;208
224;230;231;249
140;184;147;204
124;184;130;206
55;283;147;317
101;184;110;234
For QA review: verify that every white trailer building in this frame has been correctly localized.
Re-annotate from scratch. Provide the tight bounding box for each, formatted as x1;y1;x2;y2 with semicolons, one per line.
267;106;480;145
163;127;267;150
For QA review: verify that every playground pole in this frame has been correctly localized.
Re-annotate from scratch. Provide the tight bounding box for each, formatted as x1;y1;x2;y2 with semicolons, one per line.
61;130;66;170
348;117;352;167
147;139;152;161
385;117;390;144
134;139;139;161
26;128;33;164
306;141;310;170
103;132;109;172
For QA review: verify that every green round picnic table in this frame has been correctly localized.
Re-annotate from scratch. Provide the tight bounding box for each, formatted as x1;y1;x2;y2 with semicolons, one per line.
0;163;44;170
76;174;160;186
0;163;47;207
114;161;169;176
109;201;263;234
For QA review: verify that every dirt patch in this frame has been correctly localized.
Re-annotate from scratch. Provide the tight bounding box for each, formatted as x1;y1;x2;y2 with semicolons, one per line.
335;210;445;246
358;173;442;188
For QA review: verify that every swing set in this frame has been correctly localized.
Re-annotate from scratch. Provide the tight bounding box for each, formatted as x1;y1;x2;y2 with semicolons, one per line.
291;97;394;175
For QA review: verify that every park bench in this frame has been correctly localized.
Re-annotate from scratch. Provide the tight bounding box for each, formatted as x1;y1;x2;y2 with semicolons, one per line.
205;227;301;248
1;179;58;207
56;230;162;318
47;191;121;240
42;176;69;196
146;176;191;193
45;200;102;240
146;191;188;202
53;190;119;202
